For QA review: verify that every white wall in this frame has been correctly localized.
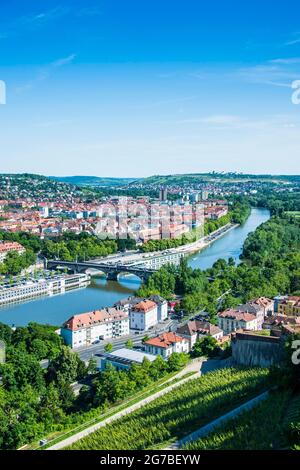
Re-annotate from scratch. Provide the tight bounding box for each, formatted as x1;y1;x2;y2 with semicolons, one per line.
130;306;158;331
62;318;129;348
158;302;168;321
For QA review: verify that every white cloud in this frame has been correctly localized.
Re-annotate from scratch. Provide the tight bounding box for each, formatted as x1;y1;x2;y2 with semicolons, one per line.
285;38;300;46
173;114;300;131
51;54;76;68
284;32;300;46
16;54;76;94
238;63;299;87
270;58;300;65
0;6;70;39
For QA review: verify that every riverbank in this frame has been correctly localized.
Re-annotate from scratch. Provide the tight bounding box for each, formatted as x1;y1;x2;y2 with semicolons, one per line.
0;208;270;327
178;223;238;256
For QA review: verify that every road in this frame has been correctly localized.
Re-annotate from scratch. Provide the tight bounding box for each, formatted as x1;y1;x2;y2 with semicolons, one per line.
47;358;202;450
76;319;178;362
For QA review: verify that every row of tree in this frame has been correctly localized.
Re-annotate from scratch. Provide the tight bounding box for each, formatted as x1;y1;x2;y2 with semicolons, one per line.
0;230;137;275
138;213;300;321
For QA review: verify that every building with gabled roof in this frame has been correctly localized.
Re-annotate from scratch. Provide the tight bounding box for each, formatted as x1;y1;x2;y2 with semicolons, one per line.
144;332;189;358
129;299;158;331
61;307;129;348
218;309;258;334
277;296;300;316
177;320;223;348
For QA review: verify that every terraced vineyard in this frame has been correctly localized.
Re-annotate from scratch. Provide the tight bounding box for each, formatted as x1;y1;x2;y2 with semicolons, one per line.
185;390;300;450
66;367;270;450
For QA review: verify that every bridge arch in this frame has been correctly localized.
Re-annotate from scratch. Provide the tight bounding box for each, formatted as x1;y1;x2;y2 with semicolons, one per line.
115;271;145;284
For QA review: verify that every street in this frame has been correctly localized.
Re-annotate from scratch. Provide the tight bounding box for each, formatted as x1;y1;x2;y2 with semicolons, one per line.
75;319;178;362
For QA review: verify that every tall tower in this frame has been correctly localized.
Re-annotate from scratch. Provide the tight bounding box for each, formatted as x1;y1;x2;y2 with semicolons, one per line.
159;186;168;202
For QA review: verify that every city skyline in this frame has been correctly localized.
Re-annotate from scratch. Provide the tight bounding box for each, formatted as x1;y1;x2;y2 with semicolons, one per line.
0;0;300;176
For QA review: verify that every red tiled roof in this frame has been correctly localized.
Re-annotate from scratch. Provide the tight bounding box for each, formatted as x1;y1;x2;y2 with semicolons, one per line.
0;241;25;253
133;300;157;313
280;297;300;307
64;308;128;331
250;297;273;308
145;332;186;349
218;309;256;322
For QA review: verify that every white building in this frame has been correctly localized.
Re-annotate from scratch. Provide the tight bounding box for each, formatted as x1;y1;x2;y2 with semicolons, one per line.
61;307;129;348
235;297;274;329
149;295;168;321
129;300;158;331
99;348;157;371
144;332;190;358
39;206;49;218
218;309;258;335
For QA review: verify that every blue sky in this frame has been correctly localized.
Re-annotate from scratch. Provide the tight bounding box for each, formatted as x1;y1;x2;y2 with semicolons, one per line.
0;0;300;176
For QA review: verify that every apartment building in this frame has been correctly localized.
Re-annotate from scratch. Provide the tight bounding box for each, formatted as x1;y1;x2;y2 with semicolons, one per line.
61;308;129;348
148;295;168;321
277;296;300;316
218;309;258;334
129;300;158;331
235;297;274;329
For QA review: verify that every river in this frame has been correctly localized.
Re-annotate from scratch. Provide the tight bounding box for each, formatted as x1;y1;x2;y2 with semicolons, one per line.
0;208;270;327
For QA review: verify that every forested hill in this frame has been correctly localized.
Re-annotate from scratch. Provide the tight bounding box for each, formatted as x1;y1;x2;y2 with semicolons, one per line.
129;173;300;187
0;173;81;200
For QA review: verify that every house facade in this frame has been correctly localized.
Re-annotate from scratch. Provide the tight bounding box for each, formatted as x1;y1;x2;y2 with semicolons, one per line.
218;309;258;334
61;308;129;348
144;332;189;358
129;300;158;331
149;295;168;321
0;241;25;262
277;296;300;316
235;297;274;329
176;320;223;349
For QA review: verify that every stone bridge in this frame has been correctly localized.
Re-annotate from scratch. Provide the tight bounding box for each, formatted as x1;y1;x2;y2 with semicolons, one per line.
45;259;157;282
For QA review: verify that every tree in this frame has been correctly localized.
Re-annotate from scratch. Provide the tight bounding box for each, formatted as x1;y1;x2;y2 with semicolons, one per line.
30;338;48;360
167;352;189;371
104;343;113;353
191;336;218;358
47;346;85;384
125;339;134;349
0;322;12;345
149;355;167;379
88;357;98;374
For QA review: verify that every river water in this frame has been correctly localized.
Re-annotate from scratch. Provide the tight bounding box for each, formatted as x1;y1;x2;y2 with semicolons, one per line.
0;208;270;327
